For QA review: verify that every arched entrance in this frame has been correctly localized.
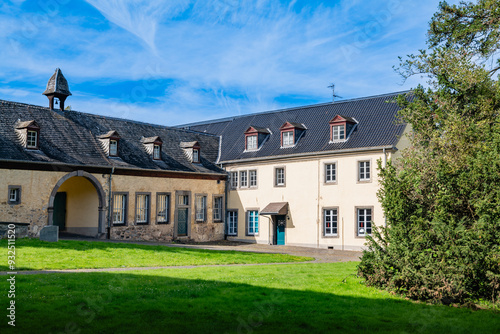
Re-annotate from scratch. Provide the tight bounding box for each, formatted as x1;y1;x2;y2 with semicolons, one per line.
47;170;106;238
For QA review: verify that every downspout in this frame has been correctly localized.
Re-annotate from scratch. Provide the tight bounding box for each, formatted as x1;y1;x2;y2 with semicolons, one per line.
220;163;228;240
383;148;387;228
107;166;115;239
317;159;321;248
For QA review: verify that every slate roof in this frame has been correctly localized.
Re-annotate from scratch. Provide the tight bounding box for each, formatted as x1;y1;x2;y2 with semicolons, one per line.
181;91;411;163
0;100;224;175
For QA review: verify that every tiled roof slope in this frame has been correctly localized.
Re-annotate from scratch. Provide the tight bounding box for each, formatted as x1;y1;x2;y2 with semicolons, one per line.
182;92;411;163
0;100;223;174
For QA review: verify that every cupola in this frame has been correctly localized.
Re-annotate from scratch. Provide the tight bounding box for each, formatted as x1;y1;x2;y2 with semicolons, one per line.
43;68;72;111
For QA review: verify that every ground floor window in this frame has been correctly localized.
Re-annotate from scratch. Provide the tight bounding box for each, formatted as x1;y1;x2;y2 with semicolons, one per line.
195;195;207;222
8;186;21;205
213;196;223;222
157;193;170;223
357;208;372;236
323;208;338;236
227;210;238;235
112;193;127;225
247;210;259;235
136;193;150;224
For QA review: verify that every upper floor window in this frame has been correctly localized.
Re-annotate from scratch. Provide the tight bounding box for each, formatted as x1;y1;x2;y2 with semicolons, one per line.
275;167;285;187
141;136;163;160
282;131;294;147
325;163;337;183
153;144;161;160
109;140;118;156
240;171;248;188
244;126;270;151
249;170;257;188
180;141;201;163
98;130;121;157
329;115;357;142
358;161;371;181
331;125;345;141
15;120;40;150
246;135;258;150
230;171;238;189
193;148;200;163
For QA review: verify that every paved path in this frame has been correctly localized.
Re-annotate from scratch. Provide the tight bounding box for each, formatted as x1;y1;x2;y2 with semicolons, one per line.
1;239;362;275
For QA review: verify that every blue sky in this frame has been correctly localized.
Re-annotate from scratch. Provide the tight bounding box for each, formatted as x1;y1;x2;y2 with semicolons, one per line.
0;0;452;125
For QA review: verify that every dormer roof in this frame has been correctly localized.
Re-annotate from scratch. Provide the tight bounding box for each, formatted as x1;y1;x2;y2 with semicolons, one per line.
329;115;357;124
141;136;163;144
280;121;306;130
98;130;120;139
42;68;72;97
244;126;270;134
16;120;40;129
180;141;200;149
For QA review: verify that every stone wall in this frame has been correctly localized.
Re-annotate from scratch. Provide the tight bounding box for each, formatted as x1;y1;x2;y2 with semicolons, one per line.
0;222;29;239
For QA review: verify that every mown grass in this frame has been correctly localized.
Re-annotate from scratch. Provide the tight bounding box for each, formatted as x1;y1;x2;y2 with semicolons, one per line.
0;239;311;270
1;262;499;333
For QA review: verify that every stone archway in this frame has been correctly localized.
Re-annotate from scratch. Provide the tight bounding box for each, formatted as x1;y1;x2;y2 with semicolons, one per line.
47;170;106;238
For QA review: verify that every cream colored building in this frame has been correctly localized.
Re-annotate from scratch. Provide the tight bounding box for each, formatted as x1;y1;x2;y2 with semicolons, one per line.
184;92;411;250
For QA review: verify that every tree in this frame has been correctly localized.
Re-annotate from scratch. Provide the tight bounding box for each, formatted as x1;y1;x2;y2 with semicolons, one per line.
358;0;500;305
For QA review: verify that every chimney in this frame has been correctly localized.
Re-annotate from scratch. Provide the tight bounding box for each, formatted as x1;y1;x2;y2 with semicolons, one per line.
42;68;72;111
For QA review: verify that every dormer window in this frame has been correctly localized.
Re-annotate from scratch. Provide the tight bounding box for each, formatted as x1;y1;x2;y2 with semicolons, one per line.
109;140;118;156
141;136;163;160
98;130;121;157
193;148;200;162
27;130;38;148
329;115;357;143
15;120;40;150
244;126;270;151
280;122;306;148
180;141;201;163
246;135;258;150
153;144;161;160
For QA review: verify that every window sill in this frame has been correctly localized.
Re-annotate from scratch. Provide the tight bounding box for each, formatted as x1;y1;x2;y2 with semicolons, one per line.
322;235;339;238
112;223;126;227
324;181;337;185
156;221;169;225
135;222;149;225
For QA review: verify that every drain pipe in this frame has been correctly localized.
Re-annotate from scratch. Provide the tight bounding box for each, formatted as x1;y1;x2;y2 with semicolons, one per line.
383;148;387;228
107;166;115;239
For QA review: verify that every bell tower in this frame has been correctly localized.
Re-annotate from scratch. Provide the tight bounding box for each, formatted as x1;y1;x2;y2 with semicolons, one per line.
43;68;72;111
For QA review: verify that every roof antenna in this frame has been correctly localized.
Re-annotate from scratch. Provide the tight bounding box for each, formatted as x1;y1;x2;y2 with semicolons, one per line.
327;83;342;102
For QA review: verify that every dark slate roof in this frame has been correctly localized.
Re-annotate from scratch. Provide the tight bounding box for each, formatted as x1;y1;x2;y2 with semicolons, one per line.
0;100;223;174
43;68;72;96
181;91;411;163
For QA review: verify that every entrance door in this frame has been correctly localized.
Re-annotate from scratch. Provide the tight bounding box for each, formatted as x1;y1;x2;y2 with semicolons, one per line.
53;192;67;231
275;215;285;245
177;208;188;236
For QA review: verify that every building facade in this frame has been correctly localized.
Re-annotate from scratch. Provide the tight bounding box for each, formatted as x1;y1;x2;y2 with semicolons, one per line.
183;93;411;250
0;69;227;242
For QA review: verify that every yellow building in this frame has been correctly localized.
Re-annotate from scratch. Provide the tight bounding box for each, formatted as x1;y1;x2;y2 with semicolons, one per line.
0;69;226;242
183;93;411;250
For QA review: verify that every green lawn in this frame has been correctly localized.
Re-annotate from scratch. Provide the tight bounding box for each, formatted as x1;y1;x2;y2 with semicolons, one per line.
0;239;311;270
1;262;498;333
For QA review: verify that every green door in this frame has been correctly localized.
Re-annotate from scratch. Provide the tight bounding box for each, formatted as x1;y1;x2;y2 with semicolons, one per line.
53;192;67;231
275;215;286;245
177;208;188;236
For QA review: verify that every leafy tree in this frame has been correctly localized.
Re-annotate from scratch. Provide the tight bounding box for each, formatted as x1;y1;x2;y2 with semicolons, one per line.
358;0;500;305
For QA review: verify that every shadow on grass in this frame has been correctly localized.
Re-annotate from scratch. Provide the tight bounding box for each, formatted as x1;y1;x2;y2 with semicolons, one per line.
1;270;499;334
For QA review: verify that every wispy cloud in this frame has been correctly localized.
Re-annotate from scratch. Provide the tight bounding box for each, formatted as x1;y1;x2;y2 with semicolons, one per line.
0;0;456;125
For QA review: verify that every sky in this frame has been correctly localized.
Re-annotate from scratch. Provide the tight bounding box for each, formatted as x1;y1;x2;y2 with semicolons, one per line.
0;0;453;126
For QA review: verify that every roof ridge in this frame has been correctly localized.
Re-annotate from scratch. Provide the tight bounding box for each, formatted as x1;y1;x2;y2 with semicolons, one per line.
0;99;219;138
176;90;412;128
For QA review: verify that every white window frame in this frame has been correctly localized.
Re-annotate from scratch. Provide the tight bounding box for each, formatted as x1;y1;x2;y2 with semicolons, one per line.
240;170;248;188
26;130;38;148
249;170;257;188
331;125;345;141
358;161;371;181
193;149;200;162
109;139;118;156
230;171;238;189
178;194;189;206
135;193;150;224
157;193;170;223
9;188;18;202
227;210;238;236
112;193;127;225
195;195;207;222
153;144;161;160
325;163;337;183
246;135;258;150
275;167;285;187
213;196;223;222
247;210;259;235
282;131;294;147
357;208;372;237
324;208;338;236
